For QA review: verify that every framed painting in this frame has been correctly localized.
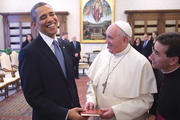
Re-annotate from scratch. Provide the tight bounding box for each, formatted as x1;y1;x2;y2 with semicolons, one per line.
80;0;115;43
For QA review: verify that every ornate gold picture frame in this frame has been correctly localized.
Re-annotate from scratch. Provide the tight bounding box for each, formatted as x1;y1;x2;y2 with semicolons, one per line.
80;0;115;43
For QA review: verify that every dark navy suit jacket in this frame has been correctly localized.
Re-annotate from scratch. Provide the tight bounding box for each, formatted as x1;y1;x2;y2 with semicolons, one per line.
18;34;80;120
70;41;81;61
142;40;153;59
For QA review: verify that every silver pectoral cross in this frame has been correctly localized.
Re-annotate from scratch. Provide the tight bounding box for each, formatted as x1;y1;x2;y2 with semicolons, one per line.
102;80;107;94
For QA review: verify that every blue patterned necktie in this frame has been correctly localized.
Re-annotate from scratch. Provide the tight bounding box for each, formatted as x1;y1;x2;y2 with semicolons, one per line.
73;42;76;49
53;40;67;78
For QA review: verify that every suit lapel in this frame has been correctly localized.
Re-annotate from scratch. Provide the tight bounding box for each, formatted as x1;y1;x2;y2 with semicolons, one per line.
60;44;72;80
36;35;66;79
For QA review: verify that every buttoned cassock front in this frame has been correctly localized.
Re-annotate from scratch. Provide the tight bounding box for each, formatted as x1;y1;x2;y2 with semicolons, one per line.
86;44;157;120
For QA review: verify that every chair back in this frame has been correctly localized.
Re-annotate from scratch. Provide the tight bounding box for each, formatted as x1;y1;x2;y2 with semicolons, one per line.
10;51;19;67
0;52;12;70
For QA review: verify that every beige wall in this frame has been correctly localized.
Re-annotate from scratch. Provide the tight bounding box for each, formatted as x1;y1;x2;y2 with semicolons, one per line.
0;0;180;52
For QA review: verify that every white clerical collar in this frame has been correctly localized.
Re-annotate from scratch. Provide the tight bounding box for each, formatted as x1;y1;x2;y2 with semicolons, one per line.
39;32;58;48
113;44;131;57
162;65;180;74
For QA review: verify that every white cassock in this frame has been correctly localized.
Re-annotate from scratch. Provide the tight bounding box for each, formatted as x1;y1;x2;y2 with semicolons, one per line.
86;44;157;120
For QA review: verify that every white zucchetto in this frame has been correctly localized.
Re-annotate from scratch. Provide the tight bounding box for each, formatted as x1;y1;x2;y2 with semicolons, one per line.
115;20;132;38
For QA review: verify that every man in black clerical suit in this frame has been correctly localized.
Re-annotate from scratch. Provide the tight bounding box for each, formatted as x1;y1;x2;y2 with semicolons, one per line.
70;36;81;79
18;2;84;120
147;32;180;120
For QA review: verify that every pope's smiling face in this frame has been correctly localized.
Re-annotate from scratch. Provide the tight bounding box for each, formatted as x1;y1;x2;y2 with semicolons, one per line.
34;5;58;39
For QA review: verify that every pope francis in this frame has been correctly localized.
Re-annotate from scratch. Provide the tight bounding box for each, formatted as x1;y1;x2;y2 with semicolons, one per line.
85;20;157;120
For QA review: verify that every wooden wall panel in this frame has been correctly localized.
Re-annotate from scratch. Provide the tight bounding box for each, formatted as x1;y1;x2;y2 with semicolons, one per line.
0;12;69;50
